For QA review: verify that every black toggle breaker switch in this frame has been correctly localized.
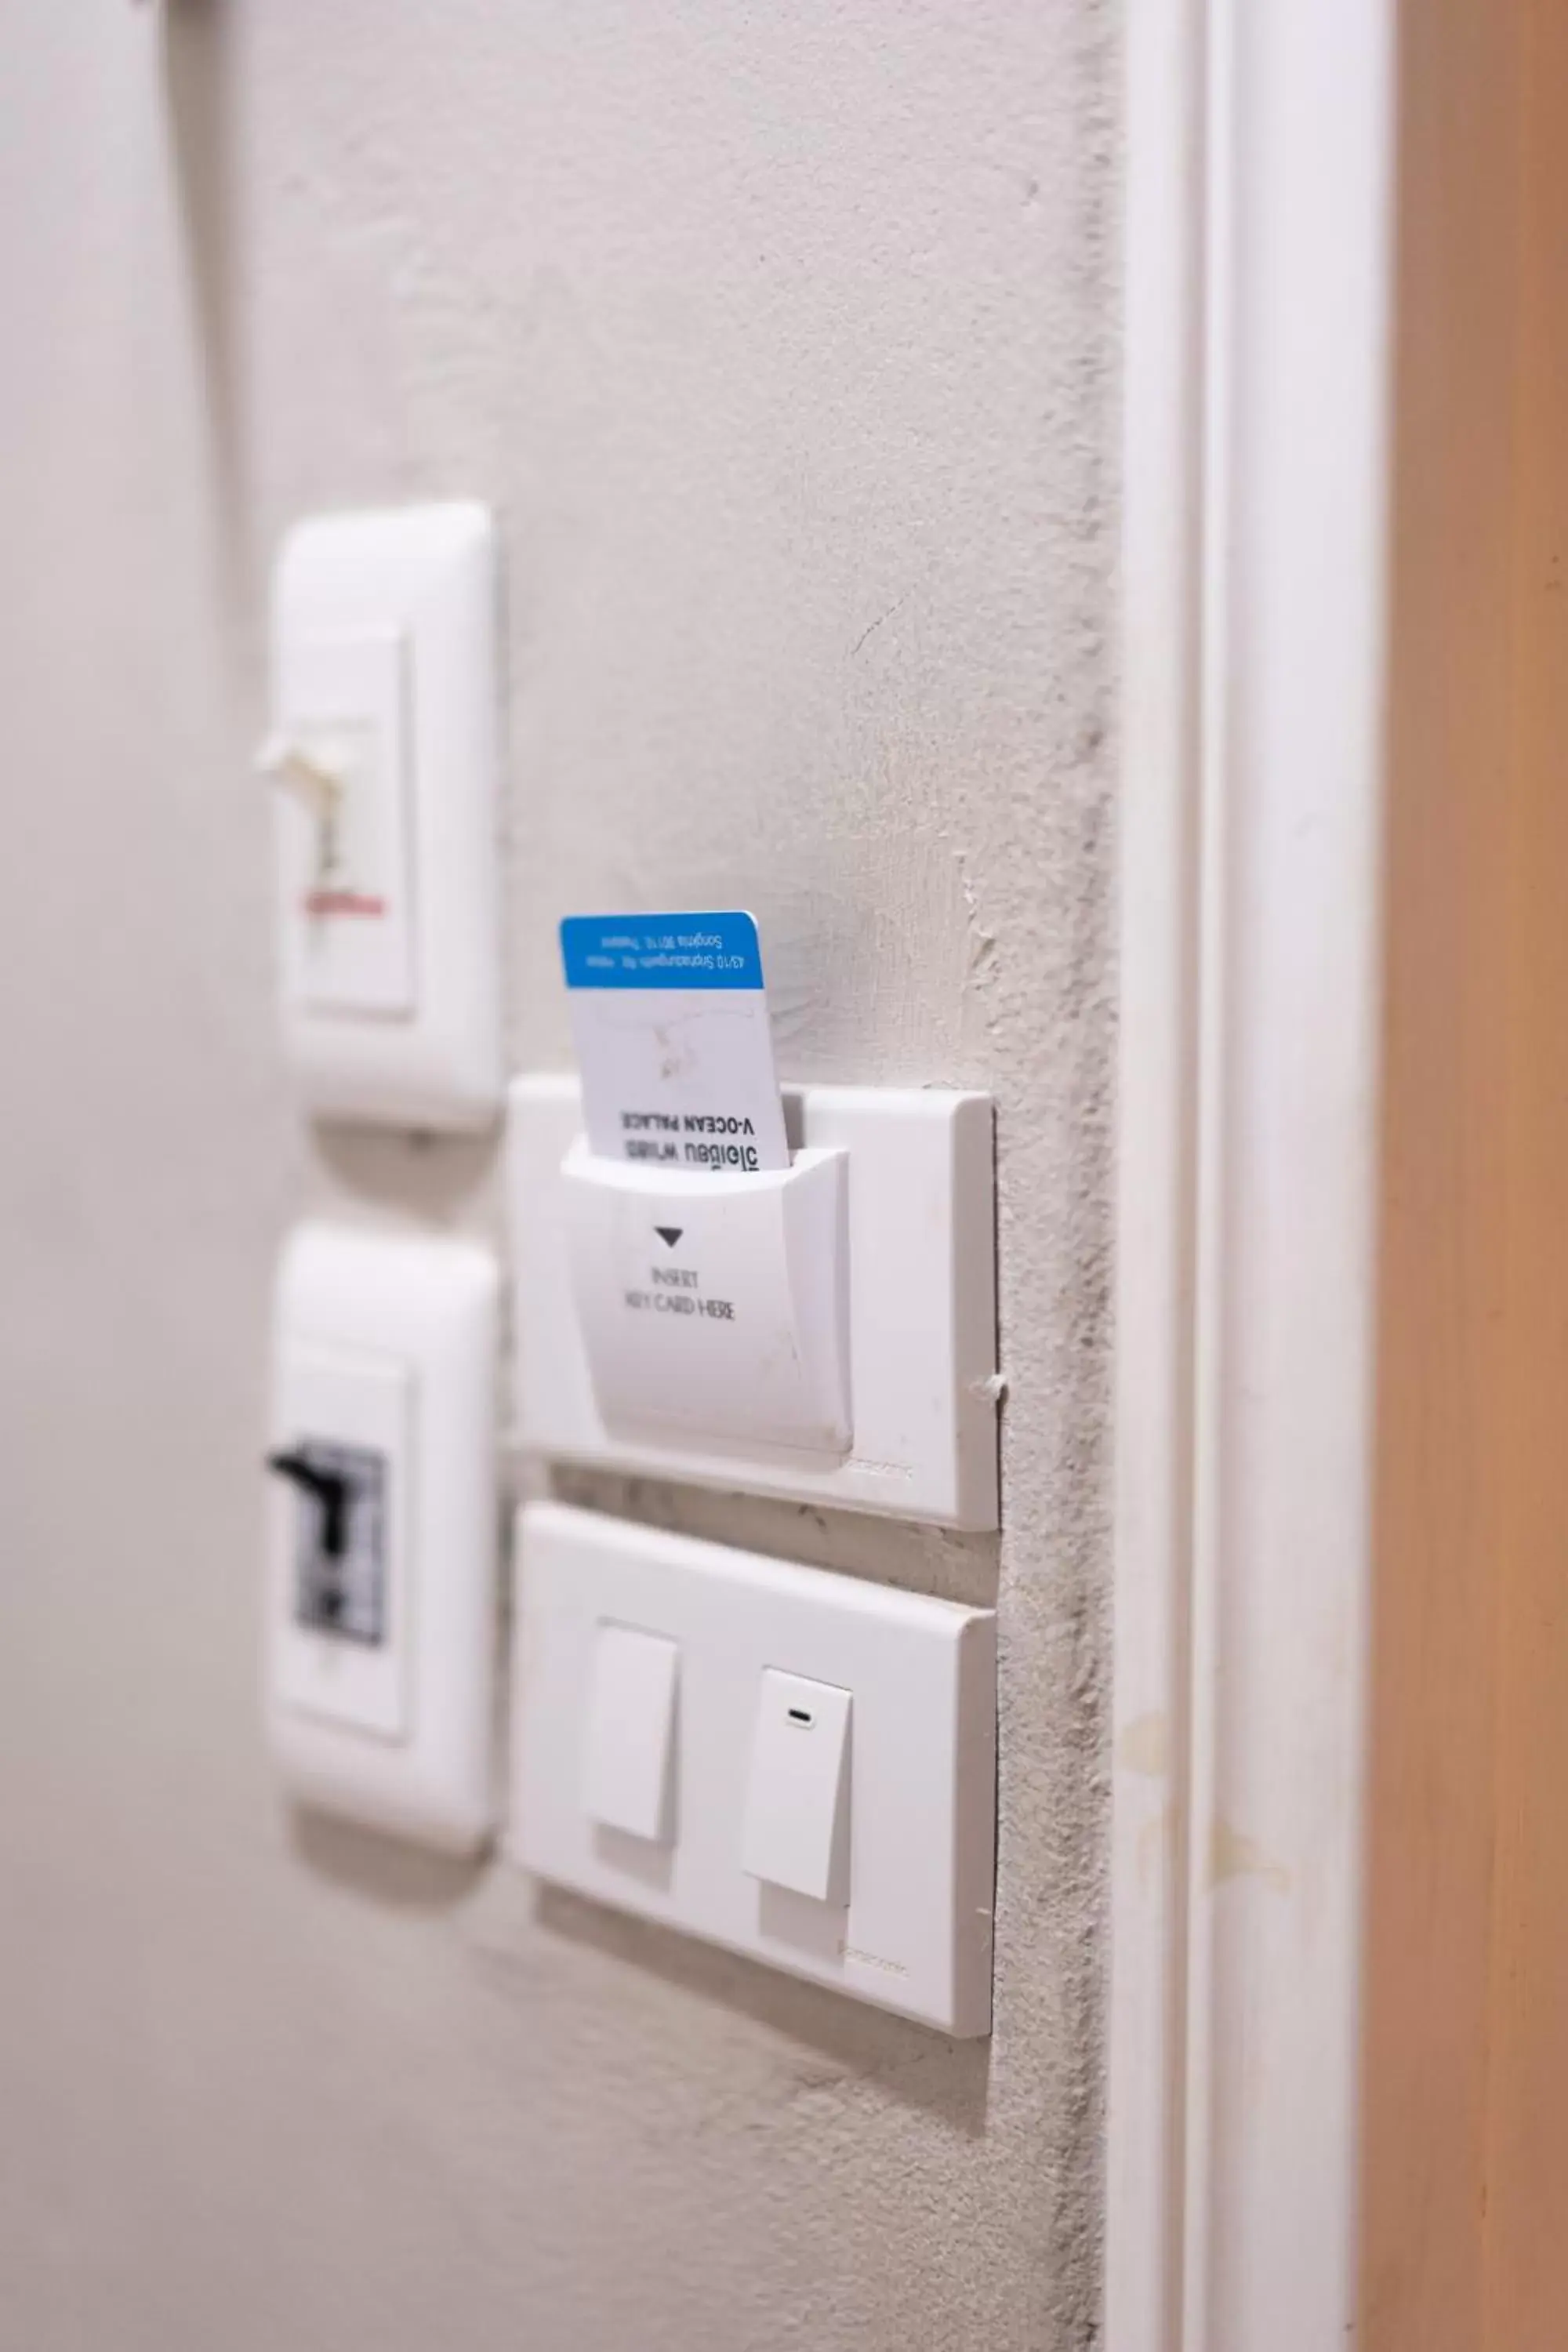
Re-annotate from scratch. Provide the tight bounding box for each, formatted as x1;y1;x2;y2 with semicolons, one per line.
266;1448;351;1559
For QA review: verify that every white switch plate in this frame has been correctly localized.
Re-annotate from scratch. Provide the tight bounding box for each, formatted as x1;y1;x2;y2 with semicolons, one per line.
507;1076;999;1529
512;1501;997;2035
267;503;503;1130
268;1222;500;1854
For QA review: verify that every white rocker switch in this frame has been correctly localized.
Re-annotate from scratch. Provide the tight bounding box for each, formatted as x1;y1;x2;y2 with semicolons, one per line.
583;1624;679;1843
741;1669;852;1907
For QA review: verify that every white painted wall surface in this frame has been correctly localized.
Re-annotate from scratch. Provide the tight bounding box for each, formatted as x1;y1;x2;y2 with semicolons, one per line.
0;5;1116;2347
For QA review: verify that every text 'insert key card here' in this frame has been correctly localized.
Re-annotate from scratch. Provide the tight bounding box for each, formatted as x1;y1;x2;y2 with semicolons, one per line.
560;912;789;1174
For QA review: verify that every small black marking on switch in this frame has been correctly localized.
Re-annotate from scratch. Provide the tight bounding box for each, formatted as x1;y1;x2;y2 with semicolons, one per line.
787;1707;813;1726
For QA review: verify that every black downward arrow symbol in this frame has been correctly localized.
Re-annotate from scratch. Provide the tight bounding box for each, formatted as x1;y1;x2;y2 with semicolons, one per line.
654;1226;684;1249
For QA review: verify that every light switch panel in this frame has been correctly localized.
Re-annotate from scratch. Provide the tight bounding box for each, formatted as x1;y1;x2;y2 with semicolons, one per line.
512;1501;996;2035
583;1624;679;1842
741;1670;851;1906
268;1222;499;1854
266;504;503;1130
508;1076;999;1530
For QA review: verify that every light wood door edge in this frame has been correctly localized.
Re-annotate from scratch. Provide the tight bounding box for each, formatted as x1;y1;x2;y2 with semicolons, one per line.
1360;1;1568;2345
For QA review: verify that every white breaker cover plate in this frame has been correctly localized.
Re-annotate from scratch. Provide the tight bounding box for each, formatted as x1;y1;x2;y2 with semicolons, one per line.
267;503;503;1130
268;1222;499;1853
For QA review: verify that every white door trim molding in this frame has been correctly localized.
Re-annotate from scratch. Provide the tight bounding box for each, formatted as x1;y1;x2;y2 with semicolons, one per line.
1109;3;1397;2345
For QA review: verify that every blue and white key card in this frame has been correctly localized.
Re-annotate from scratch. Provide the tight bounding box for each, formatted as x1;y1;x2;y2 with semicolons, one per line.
560;911;790;1174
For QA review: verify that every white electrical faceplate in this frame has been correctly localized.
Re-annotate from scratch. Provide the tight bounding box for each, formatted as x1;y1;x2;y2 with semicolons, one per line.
507;1077;999;1529
265;504;503;1130
267;1223;499;1854
512;1501;997;2035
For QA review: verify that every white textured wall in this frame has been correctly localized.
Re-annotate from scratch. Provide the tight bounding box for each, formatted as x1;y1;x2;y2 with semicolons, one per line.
0;5;1116;2347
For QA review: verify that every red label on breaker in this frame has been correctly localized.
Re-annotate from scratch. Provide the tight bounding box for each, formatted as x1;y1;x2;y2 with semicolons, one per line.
303;889;389;920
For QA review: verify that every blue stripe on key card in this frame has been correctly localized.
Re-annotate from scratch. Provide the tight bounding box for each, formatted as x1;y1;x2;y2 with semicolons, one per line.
560;912;765;990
